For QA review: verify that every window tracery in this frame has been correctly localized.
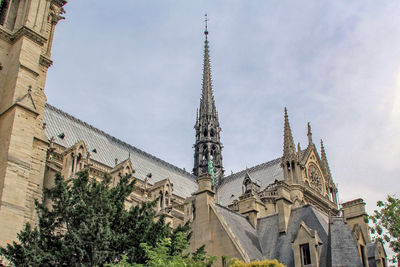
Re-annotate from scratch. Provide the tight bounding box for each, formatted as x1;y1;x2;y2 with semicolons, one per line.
308;163;323;193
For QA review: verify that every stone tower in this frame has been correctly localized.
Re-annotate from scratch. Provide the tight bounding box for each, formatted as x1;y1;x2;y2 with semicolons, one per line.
0;0;67;246
193;19;224;186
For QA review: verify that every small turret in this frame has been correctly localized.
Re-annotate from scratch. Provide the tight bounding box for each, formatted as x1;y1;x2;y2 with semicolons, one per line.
320;139;332;180
307;122;313;146
283;107;296;159
281;108;301;184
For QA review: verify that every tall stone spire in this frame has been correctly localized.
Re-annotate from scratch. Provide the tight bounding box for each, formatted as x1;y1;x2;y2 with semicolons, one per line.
283;107;296;158
200;14;217;118
193;15;224;186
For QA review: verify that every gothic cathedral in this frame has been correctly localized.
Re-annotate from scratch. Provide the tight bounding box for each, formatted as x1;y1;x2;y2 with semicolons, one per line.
0;3;387;267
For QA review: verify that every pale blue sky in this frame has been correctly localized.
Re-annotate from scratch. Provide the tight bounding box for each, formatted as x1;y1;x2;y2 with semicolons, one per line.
46;1;400;219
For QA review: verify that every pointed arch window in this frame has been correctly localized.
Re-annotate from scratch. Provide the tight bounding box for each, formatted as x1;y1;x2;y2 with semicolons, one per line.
300;243;311;266
71;153;75;174
0;0;9;25
159;191;164;209
0;0;21;30
210;128;215;137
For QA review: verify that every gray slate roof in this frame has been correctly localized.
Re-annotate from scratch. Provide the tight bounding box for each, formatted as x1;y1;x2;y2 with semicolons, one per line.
214;204;368;267
257;205;329;267
216;157;283;206
329;217;363;267
43;104;197;198
215;204;263;261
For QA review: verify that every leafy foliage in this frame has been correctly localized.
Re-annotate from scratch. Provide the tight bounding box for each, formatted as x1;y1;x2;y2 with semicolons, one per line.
227;258;286;267
0;170;185;266
110;232;216;267
369;195;400;264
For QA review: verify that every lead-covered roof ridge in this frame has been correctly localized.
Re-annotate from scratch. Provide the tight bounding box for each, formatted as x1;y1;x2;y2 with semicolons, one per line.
45;103;196;179
219;157;283;187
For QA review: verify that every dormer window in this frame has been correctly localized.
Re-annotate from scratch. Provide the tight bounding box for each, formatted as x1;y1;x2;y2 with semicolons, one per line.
300;243;311;266
360;245;366;267
292;222;321;267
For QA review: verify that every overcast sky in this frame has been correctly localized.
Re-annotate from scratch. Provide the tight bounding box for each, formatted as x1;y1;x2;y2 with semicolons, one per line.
46;1;399;217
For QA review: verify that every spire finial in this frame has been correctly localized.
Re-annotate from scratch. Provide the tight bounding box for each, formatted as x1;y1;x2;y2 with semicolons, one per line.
320;139;327;161
307;122;313;145
204;14;209;36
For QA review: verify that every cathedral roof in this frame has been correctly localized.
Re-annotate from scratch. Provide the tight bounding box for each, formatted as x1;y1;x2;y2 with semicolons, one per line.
213;204;365;266
257;205;329;267
217;157;283;205
215;204;263;261
43;104;197;198
329;217;365;267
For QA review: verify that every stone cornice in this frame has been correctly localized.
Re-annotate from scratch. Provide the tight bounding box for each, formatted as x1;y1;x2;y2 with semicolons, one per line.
20;64;39;77
33;135;50;146
13;26;47;46
0;26;47;46
39;55;53;68
194;188;215;197
303;187;338;213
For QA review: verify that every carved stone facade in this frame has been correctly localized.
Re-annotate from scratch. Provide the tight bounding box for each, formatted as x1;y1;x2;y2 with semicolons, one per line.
0;0;67;247
187;28;387;267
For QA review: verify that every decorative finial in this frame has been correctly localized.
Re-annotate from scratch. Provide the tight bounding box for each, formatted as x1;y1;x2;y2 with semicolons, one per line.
282;107;296;158
28;85;32;93
204;14;209;36
307;122;313;145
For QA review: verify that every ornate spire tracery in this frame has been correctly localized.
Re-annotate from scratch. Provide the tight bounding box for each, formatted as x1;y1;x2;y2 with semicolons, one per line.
200;15;217;119
281;108;302;184
283;107;296;159
320;139;332;180
193;16;224;186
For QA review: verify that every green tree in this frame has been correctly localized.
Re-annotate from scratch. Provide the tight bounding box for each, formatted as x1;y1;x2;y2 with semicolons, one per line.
110;232;215;267
369;195;400;265
0;170;188;266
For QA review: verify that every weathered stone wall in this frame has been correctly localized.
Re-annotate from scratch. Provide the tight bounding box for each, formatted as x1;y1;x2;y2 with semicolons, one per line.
0;0;67;247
